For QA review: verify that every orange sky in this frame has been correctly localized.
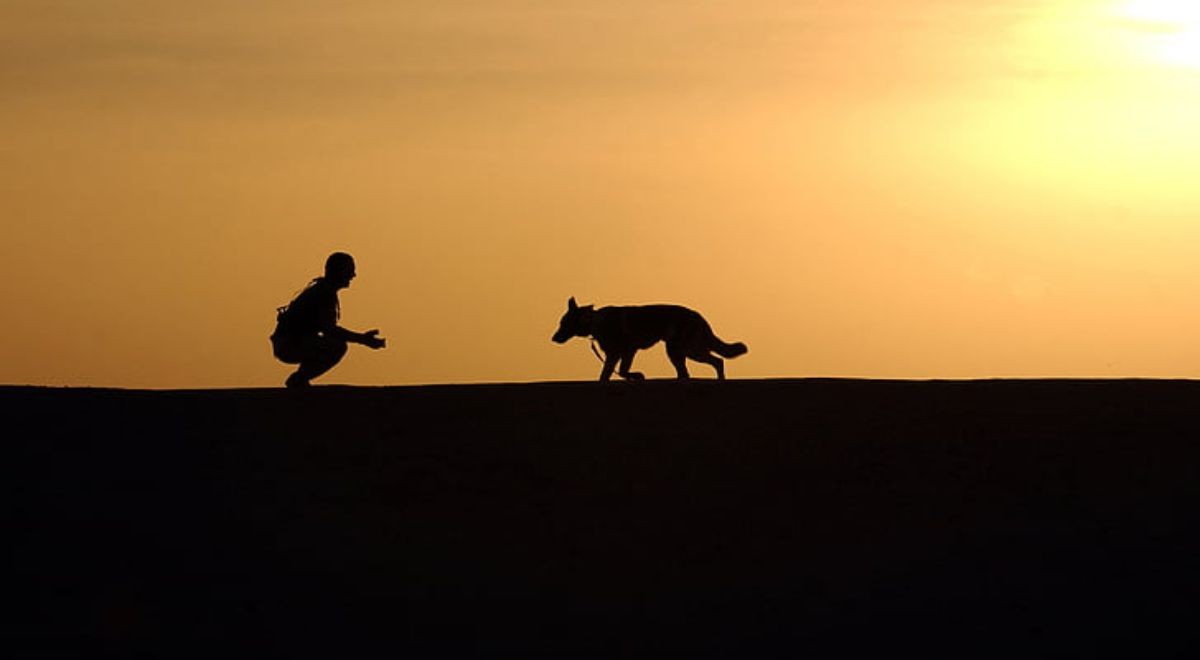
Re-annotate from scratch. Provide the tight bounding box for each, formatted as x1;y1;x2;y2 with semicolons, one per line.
3;0;1200;387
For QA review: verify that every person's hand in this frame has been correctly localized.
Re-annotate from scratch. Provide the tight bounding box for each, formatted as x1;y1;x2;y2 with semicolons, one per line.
362;329;386;349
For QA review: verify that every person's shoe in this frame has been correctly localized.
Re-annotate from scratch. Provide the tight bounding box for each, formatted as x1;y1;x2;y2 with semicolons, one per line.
285;373;311;388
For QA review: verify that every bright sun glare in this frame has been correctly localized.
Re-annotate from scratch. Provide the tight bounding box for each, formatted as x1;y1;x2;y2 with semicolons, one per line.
1118;0;1200;68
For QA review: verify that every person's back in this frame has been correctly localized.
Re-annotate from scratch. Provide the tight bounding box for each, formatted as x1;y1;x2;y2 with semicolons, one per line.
270;252;385;387
273;278;339;341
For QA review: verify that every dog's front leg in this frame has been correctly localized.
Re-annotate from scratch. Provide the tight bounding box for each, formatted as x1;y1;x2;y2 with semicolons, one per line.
599;353;619;381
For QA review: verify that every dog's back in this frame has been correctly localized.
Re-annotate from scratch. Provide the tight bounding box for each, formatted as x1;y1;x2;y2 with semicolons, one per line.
593;305;701;351
595;304;747;358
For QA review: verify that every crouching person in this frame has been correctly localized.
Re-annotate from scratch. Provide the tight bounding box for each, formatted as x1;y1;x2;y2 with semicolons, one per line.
271;252;386;388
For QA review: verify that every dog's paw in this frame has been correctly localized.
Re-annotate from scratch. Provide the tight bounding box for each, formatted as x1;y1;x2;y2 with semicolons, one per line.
621;371;645;381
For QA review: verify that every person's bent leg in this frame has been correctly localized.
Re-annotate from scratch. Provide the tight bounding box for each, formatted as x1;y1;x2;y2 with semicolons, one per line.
289;336;348;386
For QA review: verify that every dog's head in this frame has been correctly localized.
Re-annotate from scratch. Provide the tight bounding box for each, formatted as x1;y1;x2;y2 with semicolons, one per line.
552;297;594;344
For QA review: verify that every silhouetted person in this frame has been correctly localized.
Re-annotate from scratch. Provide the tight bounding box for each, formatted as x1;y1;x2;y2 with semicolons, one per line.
271;252;386;388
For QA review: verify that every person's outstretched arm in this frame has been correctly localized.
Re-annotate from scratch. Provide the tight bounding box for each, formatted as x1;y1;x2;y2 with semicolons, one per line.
318;302;386;348
352;328;386;348
328;325;386;348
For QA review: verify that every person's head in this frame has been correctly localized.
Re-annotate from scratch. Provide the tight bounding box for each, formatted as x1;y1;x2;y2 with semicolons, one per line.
324;252;356;289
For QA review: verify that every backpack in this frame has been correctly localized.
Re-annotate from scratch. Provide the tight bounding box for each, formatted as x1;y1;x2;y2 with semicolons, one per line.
271;279;337;339
271;280;317;339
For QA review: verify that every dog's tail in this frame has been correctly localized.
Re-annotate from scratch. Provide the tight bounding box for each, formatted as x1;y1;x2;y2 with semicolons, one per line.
713;338;748;359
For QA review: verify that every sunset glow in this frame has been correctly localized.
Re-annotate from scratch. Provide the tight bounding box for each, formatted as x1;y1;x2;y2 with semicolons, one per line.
3;1;1200;387
1118;0;1200;68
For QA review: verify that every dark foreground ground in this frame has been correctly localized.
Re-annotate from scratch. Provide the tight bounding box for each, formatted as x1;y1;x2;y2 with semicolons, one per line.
5;379;1200;655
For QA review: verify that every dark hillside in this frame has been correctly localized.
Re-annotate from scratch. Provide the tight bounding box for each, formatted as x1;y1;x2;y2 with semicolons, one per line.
5;380;1199;654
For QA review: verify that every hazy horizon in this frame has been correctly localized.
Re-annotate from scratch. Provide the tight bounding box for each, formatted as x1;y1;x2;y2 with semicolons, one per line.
4;0;1200;387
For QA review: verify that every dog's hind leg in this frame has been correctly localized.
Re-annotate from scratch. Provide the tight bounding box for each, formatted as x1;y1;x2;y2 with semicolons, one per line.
618;351;645;380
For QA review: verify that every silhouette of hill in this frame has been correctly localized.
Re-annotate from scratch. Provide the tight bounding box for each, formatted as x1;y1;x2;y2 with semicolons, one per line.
5;380;1199;655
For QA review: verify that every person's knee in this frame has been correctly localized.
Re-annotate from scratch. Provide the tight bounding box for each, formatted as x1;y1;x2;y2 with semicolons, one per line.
329;339;348;360
295;338;347;379
316;338;348;368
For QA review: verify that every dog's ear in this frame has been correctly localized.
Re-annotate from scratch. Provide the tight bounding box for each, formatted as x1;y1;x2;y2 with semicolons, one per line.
568;297;578;311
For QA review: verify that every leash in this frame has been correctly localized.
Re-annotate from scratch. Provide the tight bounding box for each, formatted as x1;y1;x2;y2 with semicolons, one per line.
590;338;606;363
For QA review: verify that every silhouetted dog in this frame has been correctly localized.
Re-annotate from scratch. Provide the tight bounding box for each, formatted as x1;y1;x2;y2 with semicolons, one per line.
552;297;748;381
